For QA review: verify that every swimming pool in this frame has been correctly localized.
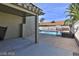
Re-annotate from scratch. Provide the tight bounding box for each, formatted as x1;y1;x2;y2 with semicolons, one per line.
39;30;62;36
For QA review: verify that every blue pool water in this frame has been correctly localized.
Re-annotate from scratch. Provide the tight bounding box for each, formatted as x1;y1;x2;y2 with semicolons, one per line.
39;31;62;36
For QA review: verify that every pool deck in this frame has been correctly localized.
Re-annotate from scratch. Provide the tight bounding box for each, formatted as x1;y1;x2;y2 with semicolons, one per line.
39;34;79;53
0;34;79;56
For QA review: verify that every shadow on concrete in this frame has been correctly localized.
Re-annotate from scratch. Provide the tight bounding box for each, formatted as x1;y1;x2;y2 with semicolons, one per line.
61;32;74;38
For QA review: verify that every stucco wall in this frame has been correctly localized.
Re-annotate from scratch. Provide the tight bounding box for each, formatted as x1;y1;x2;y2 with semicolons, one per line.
23;16;35;39
75;29;79;41
0;12;22;39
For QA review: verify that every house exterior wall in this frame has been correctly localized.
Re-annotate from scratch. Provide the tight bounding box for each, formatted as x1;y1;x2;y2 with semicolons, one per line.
0;12;22;39
23;16;35;39
70;21;79;34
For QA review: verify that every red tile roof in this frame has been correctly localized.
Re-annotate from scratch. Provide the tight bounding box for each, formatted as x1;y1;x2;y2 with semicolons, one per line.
39;21;64;26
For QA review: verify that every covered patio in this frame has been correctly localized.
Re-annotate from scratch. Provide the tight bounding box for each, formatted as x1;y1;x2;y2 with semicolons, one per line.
0;3;44;43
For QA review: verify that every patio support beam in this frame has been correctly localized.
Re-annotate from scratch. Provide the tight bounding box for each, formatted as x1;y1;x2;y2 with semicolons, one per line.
35;15;38;43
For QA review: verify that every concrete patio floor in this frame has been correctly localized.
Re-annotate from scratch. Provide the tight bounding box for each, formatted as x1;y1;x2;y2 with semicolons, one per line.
0;34;79;56
16;42;73;56
38;34;79;53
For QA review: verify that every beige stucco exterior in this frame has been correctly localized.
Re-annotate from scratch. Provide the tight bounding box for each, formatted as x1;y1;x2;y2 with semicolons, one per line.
0;12;37;40
0;12;23;39
23;16;35;39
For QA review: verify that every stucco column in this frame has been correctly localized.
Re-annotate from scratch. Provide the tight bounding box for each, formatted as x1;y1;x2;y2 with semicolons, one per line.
35;15;38;43
19;16;26;37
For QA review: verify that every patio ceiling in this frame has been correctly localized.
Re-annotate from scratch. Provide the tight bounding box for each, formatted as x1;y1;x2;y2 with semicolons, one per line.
0;3;44;17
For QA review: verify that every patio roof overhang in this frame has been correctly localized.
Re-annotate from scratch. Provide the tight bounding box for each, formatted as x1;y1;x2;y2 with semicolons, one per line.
0;3;44;17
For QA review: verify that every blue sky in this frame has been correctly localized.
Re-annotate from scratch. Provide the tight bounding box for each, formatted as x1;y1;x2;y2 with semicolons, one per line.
35;3;70;22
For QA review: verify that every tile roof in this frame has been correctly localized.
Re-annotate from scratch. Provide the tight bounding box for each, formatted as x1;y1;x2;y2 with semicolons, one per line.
39;21;64;26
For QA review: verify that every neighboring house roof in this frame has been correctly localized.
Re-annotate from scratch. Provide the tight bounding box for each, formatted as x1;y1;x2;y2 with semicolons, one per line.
39;21;64;26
